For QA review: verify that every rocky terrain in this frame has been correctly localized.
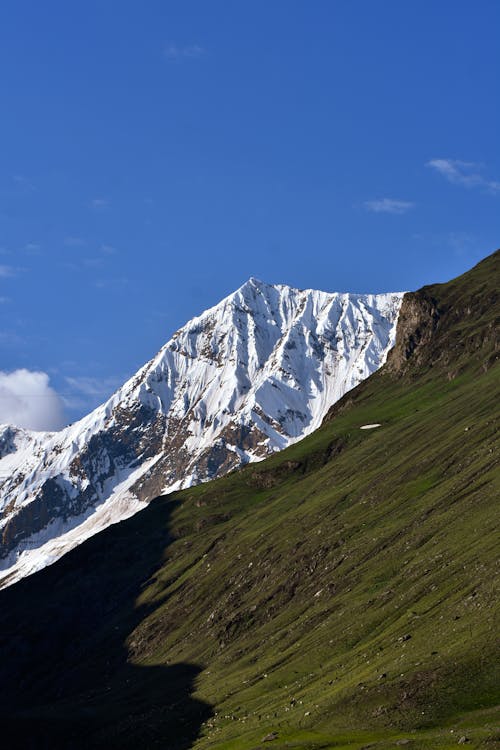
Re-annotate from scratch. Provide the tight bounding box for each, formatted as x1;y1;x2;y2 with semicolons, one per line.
0;250;497;749
0;278;402;587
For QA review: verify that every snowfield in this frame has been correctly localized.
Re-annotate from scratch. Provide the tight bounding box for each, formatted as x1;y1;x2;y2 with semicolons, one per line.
0;278;403;587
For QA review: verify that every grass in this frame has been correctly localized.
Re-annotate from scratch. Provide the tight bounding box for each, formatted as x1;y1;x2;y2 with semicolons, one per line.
0;251;498;749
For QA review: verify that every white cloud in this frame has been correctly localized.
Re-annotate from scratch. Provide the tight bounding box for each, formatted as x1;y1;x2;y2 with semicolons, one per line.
0;369;66;431
163;43;204;61
427;159;500;193
364;198;415;214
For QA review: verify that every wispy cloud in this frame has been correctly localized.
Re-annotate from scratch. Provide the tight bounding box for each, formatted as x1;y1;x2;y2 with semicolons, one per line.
427;159;500;193
364;198;415;214
90;198;109;209
163;43;205;61
0;296;10;304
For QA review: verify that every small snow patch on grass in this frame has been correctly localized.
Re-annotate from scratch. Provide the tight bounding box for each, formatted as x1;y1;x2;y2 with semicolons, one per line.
360;423;382;430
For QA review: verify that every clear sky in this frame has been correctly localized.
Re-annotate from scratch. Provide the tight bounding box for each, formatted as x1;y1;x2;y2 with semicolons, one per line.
1;0;499;427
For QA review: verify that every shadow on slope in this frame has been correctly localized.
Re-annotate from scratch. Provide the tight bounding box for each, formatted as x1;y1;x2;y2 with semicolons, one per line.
0;250;498;750
0;497;212;749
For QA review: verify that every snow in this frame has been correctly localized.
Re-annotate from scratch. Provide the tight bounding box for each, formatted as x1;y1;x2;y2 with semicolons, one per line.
0;456;159;587
360;424;382;429
0;278;404;587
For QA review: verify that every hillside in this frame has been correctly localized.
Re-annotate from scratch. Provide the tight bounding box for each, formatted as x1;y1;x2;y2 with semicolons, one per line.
0;251;498;750
0;280;402;588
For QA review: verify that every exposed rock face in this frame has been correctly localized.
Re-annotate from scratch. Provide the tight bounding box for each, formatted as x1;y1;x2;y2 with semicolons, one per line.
385;290;441;374
386;250;499;376
324;251;500;429
0;427;18;460
0;278;403;586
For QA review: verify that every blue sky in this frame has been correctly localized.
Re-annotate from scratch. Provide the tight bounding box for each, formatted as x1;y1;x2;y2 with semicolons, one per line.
1;0;499;426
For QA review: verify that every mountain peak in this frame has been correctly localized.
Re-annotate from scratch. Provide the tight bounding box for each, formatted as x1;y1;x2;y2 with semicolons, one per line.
0;280;404;587
236;276;269;293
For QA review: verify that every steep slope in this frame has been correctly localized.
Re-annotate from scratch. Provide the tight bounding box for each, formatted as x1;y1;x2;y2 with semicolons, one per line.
0;279;402;587
0;250;497;750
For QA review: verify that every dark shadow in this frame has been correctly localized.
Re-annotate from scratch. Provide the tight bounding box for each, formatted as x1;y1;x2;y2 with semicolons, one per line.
0;496;212;749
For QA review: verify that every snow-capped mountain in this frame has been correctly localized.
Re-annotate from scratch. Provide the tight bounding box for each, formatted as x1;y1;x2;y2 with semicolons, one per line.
0;278;403;587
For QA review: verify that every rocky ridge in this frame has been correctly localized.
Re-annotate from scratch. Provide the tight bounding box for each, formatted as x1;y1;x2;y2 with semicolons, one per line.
0;277;403;586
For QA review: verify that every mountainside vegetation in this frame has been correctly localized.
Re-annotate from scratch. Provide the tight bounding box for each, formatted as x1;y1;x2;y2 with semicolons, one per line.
0;251;498;750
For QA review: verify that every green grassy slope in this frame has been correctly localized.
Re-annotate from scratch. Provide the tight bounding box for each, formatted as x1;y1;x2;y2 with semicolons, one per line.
0;251;498;750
